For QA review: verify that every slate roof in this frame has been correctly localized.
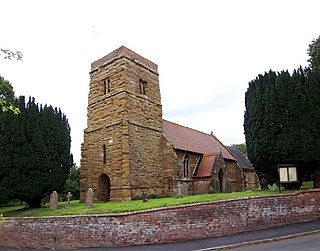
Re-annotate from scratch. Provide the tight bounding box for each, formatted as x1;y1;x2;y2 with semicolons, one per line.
194;154;217;178
226;146;254;170
162;120;236;161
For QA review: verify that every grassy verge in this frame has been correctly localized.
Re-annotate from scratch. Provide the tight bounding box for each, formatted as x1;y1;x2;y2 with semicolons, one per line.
1;181;314;218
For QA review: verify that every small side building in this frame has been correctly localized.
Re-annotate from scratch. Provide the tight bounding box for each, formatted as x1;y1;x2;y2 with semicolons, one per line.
163;120;244;195
226;146;259;190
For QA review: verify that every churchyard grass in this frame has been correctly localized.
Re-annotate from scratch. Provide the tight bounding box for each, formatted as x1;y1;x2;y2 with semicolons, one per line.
1;181;313;217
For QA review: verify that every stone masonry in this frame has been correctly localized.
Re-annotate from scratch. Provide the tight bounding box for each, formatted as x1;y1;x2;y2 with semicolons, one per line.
80;46;245;202
80;46;176;201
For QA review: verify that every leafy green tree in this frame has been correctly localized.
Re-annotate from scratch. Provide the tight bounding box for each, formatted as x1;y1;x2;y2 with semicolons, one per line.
0;96;73;208
0;76;15;103
64;166;80;200
0;49;22;114
0;76;19;114
231;143;247;157
0;49;22;60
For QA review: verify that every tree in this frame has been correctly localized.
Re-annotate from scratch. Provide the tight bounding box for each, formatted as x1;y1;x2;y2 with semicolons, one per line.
0;49;22;114
244;36;320;187
308;35;320;71
0;96;73;208
231;143;247;157
64;166;80;200
244;70;281;183
0;49;22;60
244;68;320;186
0;76;19;114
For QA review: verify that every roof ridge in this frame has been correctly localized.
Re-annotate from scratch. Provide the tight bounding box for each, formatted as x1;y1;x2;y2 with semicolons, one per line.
162;119;236;160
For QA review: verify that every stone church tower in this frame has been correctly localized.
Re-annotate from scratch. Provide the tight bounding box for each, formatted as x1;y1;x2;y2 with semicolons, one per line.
80;46;246;202
80;46;175;202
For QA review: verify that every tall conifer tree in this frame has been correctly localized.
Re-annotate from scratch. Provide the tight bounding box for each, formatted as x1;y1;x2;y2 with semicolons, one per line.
0;96;72;207
244;67;320;185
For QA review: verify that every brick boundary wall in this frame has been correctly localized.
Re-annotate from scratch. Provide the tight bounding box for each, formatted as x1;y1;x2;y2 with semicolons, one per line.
1;189;320;249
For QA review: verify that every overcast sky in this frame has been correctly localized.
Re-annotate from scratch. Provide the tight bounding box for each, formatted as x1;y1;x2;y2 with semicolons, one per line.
1;0;320;165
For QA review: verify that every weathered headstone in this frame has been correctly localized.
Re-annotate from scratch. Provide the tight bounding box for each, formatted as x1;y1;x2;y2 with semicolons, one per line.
142;189;148;202
260;178;269;190
49;191;58;210
176;182;183;198
66;192;72;208
85;188;93;208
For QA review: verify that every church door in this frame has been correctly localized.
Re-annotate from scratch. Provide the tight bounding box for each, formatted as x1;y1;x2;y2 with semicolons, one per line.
99;173;110;202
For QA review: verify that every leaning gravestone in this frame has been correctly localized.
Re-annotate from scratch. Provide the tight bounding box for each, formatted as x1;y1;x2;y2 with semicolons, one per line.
85;188;93;208
49;191;58;210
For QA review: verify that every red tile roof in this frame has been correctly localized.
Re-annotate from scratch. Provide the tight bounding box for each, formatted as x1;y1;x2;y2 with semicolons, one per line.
162;120;236;160
194;154;216;178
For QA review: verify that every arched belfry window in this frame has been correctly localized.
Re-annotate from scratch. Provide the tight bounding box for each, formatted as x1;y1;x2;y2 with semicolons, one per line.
139;79;147;95
103;77;110;95
183;153;189;179
103;144;107;164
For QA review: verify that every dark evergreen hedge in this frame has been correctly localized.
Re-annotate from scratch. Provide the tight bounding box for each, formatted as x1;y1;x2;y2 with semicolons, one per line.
244;68;320;183
0;96;73;208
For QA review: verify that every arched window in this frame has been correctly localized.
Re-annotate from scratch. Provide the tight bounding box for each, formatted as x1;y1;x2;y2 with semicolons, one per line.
183;153;189;179
103;77;110;95
103;144;107;164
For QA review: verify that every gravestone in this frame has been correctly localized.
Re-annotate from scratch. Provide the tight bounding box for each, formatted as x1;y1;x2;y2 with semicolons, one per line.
176;182;183;198
260;178;269;190
85;188;93;208
49;191;58;210
141;189;148;202
66;192;72;208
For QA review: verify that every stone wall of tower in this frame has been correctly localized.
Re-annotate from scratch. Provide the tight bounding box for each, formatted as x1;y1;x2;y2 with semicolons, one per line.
80;46;173;201
80;123;130;201
80;54;132;201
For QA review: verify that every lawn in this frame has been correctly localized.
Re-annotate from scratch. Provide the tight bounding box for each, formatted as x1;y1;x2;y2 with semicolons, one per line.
0;181;314;218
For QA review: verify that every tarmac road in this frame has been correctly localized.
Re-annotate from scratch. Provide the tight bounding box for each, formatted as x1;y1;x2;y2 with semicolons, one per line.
229;233;320;251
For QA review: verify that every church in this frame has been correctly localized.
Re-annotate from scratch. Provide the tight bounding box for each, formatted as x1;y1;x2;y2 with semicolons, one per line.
80;46;251;202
